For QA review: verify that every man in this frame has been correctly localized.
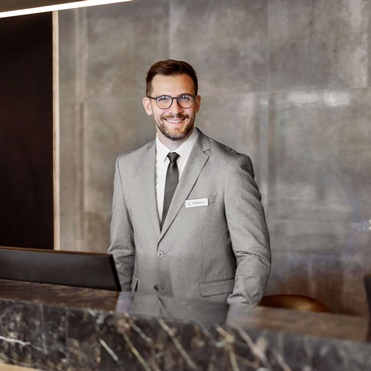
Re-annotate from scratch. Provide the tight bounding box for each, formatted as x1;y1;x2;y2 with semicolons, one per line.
108;59;270;304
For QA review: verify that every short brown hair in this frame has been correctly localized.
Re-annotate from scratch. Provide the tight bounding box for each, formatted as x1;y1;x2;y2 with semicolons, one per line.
146;59;198;96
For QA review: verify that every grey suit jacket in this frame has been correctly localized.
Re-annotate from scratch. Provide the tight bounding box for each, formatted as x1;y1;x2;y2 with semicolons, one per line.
108;130;271;304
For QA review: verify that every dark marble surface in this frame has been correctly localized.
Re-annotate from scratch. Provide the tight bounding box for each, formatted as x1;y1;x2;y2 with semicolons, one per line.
0;279;370;370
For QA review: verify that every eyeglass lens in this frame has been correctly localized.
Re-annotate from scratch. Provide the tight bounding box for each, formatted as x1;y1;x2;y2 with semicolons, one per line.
156;95;194;109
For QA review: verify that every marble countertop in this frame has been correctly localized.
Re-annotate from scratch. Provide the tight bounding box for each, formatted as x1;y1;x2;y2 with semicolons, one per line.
0;279;370;370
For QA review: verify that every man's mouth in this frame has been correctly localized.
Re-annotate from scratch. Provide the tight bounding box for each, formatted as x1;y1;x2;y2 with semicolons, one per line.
163;115;187;124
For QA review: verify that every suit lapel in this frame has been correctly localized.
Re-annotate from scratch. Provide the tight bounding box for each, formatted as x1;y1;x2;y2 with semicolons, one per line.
159;131;210;240
141;141;161;238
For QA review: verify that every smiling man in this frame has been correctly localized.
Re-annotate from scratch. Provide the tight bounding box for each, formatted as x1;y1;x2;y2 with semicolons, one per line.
144;72;199;147
108;59;271;305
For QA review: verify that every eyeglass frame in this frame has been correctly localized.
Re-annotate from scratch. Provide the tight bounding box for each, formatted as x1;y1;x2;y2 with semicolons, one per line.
146;94;197;109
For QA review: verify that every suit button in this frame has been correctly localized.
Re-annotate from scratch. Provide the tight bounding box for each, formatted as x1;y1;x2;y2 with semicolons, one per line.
157;251;164;258
154;284;159;291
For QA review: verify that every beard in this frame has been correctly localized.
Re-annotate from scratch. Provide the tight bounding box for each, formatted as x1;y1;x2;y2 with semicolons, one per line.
155;113;195;141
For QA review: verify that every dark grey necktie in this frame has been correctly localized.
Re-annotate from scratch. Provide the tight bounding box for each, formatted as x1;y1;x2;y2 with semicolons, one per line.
161;152;180;228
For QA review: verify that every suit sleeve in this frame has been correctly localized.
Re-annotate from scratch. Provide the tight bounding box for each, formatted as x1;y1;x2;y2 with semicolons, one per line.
108;156;135;291
225;155;271;305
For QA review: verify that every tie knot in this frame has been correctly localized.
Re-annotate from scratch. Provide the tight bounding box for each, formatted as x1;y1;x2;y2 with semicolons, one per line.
167;152;180;163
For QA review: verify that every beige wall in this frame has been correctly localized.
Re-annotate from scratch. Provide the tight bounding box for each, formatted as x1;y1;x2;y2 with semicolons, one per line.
58;0;371;316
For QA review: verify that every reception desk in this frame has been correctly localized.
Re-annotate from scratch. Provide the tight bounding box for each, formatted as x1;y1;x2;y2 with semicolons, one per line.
0;279;370;370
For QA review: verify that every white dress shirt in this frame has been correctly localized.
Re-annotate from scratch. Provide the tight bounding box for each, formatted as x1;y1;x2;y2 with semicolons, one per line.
155;128;199;220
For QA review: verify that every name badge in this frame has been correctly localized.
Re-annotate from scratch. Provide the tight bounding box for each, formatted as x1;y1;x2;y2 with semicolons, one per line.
185;198;209;208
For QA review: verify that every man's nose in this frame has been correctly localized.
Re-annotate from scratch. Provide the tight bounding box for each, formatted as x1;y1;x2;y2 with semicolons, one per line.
169;98;183;113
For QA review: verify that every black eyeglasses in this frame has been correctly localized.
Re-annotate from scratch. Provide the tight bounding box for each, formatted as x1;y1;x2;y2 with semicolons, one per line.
147;94;196;109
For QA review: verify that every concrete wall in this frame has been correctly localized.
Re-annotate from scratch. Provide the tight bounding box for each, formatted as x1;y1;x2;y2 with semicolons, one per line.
58;0;371;316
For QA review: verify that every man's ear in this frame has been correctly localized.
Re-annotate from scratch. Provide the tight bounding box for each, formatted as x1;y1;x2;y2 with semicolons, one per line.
194;95;201;113
142;97;153;116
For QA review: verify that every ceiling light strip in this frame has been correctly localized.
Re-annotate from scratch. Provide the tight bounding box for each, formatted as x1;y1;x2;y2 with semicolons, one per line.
0;0;132;18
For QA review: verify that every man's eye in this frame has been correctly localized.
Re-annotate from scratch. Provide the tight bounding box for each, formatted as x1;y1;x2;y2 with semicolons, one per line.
179;95;192;102
157;96;170;103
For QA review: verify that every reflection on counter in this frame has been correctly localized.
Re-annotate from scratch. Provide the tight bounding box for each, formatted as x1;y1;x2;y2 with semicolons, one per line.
119;292;232;326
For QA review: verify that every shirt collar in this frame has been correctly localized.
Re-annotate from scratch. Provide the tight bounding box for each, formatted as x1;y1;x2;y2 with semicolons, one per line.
156;128;199;162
